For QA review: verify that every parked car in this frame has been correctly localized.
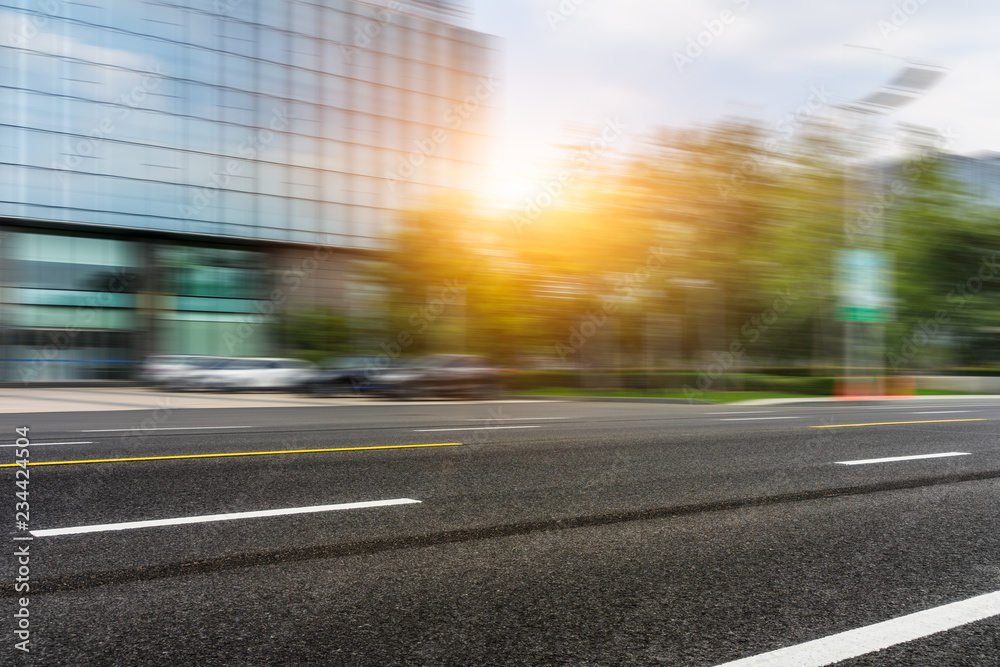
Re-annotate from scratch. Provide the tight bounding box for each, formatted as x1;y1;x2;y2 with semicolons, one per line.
183;357;314;391
379;354;503;399
294;355;392;397
140;355;229;388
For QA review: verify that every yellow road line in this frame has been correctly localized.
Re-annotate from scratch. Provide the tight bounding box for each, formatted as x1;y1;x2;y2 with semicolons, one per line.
0;442;464;467
811;419;988;429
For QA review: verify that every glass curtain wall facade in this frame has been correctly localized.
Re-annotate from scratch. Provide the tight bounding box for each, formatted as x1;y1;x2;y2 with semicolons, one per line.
0;231;138;380
0;0;498;381
154;244;270;357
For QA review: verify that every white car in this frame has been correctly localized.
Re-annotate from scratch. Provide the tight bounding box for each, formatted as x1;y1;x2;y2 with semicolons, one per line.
186;357;314;391
140;355;230;387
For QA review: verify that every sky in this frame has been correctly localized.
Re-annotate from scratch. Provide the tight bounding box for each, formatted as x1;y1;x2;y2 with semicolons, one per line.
471;0;1000;204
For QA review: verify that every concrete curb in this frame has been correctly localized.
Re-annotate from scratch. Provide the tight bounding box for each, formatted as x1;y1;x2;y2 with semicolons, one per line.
731;399;893;408
731;395;1000;406
514;394;1000;407
515;395;715;405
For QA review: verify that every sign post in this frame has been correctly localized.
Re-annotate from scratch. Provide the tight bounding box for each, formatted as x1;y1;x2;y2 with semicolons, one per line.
837;249;892;396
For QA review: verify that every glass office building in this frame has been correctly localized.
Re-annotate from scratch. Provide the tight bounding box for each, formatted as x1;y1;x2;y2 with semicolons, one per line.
0;0;498;380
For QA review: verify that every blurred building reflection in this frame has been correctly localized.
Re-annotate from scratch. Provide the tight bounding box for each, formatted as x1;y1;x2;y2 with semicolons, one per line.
0;0;497;381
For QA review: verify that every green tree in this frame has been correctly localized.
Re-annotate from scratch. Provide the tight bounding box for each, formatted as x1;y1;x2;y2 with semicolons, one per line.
277;306;352;364
887;137;1000;368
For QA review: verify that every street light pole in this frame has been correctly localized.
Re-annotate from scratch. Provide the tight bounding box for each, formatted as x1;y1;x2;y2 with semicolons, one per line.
837;56;946;397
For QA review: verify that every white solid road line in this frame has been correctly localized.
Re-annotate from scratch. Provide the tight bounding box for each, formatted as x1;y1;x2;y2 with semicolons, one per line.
414;426;542;432
79;426;251;432
709;411;774;415
836;452;970;466
720;417;800;421
31;498;421;537
0;441;93;447
715;589;1000;667
912;411;972;414
865;404;983;410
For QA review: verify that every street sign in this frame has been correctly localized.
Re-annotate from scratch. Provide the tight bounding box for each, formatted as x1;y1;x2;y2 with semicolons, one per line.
837;249;891;322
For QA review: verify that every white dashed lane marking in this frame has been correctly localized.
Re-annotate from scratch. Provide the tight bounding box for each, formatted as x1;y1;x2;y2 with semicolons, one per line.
465;417;567;421
32;499;422;537
835;452;970;466
414;426;541;432
79;426;251;432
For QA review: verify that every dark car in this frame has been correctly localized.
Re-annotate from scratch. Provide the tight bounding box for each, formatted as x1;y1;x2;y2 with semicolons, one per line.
379;354;503;399
294;355;392;397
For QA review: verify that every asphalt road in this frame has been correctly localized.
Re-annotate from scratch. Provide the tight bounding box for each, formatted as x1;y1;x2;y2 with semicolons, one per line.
3;395;1000;665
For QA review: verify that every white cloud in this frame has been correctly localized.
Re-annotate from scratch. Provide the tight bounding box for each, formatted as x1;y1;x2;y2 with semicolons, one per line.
565;0;698;42
480;0;1000;203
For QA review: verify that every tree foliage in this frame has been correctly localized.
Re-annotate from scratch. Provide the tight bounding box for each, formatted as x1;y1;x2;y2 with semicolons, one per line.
367;118;1000;370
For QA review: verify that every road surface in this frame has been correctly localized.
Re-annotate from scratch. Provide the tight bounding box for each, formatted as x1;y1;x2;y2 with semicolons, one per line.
3;392;1000;664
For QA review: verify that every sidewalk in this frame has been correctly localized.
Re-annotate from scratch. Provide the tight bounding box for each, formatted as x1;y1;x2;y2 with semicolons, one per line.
2;387;999;414
0;387;346;414
0;387;551;414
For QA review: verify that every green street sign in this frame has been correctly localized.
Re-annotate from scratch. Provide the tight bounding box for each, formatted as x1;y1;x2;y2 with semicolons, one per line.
836;250;891;322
